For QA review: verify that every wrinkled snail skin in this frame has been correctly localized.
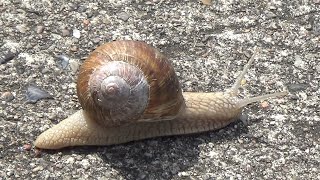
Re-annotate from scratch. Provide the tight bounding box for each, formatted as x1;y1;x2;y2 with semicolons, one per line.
34;92;242;149
34;40;287;149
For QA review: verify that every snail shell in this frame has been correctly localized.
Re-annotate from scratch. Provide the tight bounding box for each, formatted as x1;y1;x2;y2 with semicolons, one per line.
77;41;184;127
34;40;287;149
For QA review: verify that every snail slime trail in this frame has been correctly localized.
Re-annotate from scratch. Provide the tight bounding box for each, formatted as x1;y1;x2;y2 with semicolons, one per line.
34;40;287;149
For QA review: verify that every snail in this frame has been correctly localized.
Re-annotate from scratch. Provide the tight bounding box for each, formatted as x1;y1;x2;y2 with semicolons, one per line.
34;40;287;149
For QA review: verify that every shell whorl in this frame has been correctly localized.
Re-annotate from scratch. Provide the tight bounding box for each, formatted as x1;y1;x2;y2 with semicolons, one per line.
76;40;185;127
88;61;149;126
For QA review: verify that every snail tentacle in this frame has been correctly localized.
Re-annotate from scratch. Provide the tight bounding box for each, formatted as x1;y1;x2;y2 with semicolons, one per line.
224;47;287;108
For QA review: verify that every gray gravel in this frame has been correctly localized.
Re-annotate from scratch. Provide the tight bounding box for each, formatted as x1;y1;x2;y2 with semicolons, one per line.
0;0;319;179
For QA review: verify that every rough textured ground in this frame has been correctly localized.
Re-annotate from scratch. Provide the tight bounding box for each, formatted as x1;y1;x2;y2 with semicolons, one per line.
0;0;319;179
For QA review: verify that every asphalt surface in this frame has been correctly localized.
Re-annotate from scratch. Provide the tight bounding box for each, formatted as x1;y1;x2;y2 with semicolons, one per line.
0;0;319;179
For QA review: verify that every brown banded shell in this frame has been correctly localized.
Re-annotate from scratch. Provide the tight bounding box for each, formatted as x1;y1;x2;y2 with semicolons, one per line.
77;40;185;127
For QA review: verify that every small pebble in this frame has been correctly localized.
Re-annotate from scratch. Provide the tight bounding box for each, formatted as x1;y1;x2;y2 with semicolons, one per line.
23;144;32;151
92;37;101;44
180;172;190;176
269;5;277;10
32;166;44;172
138;173;147;179
26;85;53;103
61;29;70;37
34;148;42;158
1;91;14;102
316;65;320;73
239;114;249;125
70;46;78;52
56;55;69;69
294;55;306;69
86;11;94;18
69;59;79;73
298;92;308;100
79;159;90;170
36;25;45;34
73;29;81;38
172;37;180;43
16;24;28;33
305;24;312;31
6;169;14;176
83;19;90;26
0;51;16;64
65;157;75;164
240;79;247;86
313;23;320;35
201;0;212;5
41;67;50;74
118;12;130;21
260;101;269;108
288;83;308;92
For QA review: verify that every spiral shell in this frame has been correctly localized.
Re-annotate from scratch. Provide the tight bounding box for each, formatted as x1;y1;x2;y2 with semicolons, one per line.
77;40;185;127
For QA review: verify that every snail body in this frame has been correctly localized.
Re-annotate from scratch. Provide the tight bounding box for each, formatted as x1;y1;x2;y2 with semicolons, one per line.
35;41;287;149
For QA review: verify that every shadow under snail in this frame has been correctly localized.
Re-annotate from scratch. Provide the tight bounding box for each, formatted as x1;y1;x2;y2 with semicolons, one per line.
34;40;287;149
